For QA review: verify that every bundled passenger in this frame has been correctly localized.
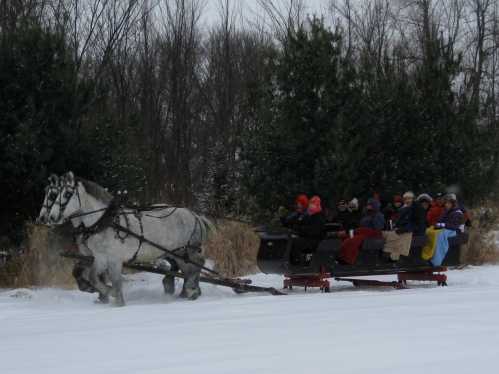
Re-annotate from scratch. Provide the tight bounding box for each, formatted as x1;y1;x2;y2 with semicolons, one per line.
347;198;361;229
427;192;445;226
281;194;308;228
383;195;403;229
435;194;465;232
393;192;413;232
416;193;432;213
382;191;416;261
414;193;432;233
422;193;464;266
334;199;349;224
296;195;326;239
359;198;385;230
334;199;359;231
339;198;384;265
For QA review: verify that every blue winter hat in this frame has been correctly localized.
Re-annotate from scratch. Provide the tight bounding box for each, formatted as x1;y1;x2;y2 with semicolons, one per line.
367;198;380;211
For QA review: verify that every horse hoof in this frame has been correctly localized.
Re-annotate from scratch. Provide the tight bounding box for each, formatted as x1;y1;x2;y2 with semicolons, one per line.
94;295;109;304
188;293;200;301
182;288;201;300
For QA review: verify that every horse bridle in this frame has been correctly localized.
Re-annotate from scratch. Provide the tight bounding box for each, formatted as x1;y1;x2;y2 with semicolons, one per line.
42;185;60;211
54;182;82;220
59;181;111;223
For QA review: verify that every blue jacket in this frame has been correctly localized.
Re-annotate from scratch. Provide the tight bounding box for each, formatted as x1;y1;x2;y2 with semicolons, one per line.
360;198;385;231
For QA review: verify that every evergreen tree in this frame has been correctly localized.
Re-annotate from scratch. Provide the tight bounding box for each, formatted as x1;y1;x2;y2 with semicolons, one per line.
245;18;346;215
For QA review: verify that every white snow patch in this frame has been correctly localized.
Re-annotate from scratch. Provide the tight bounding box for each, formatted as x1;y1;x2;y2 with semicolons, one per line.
1;267;499;373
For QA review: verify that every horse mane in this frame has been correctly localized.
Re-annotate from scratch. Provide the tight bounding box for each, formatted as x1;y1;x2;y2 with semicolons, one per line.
78;178;113;204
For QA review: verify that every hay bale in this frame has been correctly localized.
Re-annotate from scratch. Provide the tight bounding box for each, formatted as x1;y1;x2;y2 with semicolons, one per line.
461;203;499;265
0;223;76;288
203;221;260;277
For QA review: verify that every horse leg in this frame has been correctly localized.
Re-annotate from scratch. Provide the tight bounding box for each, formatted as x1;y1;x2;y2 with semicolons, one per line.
72;262;98;293
89;264;111;304
108;261;125;307
179;248;204;300
162;260;178;295
181;269;202;300
97;272;111;303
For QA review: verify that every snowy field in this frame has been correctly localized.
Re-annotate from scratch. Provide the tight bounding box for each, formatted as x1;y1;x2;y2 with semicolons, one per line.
2;266;499;374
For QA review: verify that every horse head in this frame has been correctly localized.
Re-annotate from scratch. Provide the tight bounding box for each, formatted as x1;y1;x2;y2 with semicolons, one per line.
37;174;61;224
49;171;80;224
49;172;113;226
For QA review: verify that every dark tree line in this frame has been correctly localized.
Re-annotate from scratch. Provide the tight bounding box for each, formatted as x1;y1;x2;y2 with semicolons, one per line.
2;0;499;242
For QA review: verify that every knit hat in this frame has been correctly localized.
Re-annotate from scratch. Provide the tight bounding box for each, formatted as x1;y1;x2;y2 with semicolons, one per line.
417;193;433;203
403;191;415;199
348;198;359;210
444;193;457;202
295;194;309;209
307;196;322;215
393;195;403;203
366;198;380;212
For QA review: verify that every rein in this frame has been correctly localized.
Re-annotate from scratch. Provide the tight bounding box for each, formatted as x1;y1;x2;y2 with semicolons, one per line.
66;207;108;221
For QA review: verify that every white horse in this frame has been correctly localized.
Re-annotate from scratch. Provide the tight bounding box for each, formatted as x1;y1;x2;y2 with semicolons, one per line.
36;174;61;224
37;174;110;298
48;172;213;306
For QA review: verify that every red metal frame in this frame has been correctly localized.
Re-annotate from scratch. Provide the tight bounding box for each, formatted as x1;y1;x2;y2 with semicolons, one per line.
397;267;448;286
284;267;331;292
283;266;448;292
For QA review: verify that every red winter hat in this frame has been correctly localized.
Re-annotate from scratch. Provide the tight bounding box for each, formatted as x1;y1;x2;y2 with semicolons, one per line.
308;196;322;215
393;195;403;203
295;194;309;208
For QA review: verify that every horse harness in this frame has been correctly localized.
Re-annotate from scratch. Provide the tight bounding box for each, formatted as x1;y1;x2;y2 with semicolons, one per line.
65;193;201;265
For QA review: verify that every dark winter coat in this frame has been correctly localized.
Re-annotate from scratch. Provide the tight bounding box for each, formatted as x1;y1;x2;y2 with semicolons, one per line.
281;211;305;228
438;208;465;232
335;209;359;231
383;204;397;221
298;212;326;239
412;201;428;235
395;205;414;233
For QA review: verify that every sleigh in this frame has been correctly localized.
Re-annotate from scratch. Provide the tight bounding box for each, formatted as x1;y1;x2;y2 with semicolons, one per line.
257;226;469;292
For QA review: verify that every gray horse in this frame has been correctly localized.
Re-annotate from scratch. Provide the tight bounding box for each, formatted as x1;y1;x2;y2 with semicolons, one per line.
49;172;213;306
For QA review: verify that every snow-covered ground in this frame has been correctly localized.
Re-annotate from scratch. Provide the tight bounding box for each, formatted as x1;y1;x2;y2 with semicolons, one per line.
2;266;499;374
